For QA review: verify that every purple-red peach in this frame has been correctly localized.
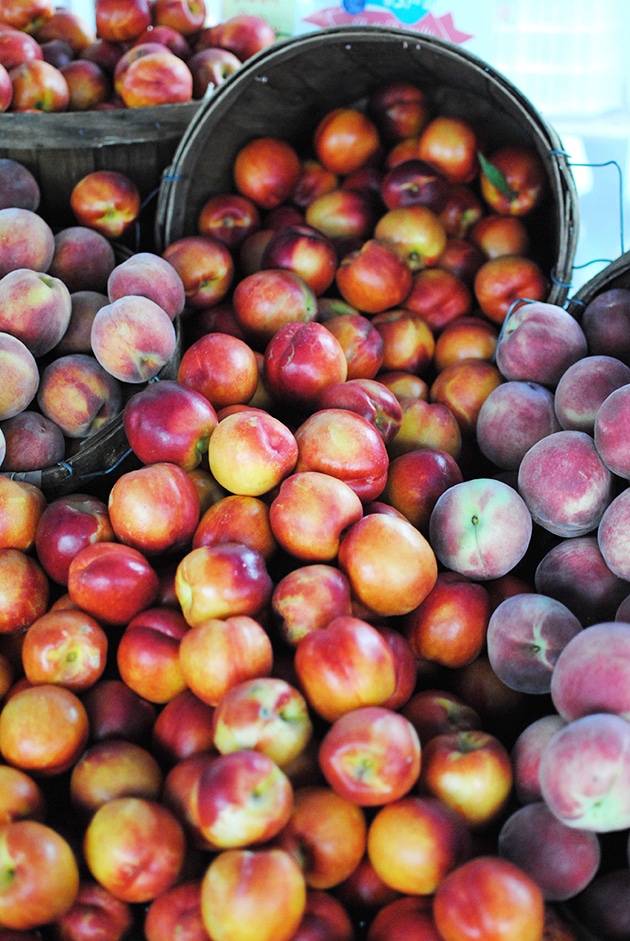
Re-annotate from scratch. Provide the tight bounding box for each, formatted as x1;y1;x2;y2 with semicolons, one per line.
495;300;588;387
0;267;72;357
107;251;186;320
0;332;40;420
475;380;561;471
486;592;583;694
510;713;567;805
580;287;630;363
550;619;630;722
534;535;630;626
37;352;122;438
0;410;65;472
497;800;601;901
48;226;116;294
554;355;630;434
428;477;532;580
539;711;630;832
594;382;630;479
517;430;613;537
0;207;55;277
598;486;630;581
91;295;177;384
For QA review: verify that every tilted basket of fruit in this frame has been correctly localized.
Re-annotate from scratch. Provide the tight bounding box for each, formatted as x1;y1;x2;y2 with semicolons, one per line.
155;24;579;313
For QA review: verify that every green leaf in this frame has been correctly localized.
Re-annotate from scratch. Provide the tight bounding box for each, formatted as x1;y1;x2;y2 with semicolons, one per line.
478;151;518;201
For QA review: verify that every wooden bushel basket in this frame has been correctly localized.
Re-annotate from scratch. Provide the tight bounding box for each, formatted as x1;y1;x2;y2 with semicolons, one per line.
155;25;579;306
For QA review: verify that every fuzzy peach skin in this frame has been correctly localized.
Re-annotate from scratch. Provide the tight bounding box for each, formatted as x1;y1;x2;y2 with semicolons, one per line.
428;477;532;580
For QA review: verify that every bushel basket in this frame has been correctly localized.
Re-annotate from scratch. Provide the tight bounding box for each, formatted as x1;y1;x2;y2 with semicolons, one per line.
155;25;579;306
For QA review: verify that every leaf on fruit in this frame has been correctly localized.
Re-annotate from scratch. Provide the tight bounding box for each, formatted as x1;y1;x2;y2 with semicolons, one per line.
478;152;517;201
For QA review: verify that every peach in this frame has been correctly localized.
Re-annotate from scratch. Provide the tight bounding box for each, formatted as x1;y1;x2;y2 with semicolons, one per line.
316;377;402;445
90;295;178;383
580;286;630;362
433;314;498;371
534;535;630;626
0;331;40;420
617;594;630;621
0;267;72;357
495;301;588;387
264;321;348;410
0;764;46;824
232;268;318;348
269;471;363;562
573;868;630;940
48;226;116;293
476;380;562;470
52;289;109;355
211;677;313;768
0;207;55;277
0;409;65;471
0;682;88;776
37;352;122;438
107;251;186;321
550;620;630;722
510;713;567;804
594;382;630;479
598;487;630;580
0;547;49;634
555;355;630;434
428;477;532;580
0;158;40;211
83;678;156;745
151;688;217;766
517;430;614;537
497;801;601;901
163;235;235;311
539;711;630;831
486;592;583;694
207;410;298;497
404;267;473;332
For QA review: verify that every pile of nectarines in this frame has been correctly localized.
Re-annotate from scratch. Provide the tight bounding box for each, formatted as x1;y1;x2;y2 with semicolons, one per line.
2;30;630;941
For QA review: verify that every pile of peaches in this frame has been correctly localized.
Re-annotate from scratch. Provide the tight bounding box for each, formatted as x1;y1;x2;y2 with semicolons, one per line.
0;0;277;112
3;30;630;941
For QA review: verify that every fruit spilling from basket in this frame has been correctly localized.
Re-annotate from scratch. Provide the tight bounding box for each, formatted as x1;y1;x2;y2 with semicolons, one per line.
2;38;630;941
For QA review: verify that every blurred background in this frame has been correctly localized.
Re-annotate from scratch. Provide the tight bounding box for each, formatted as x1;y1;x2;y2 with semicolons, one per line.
66;0;630;294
